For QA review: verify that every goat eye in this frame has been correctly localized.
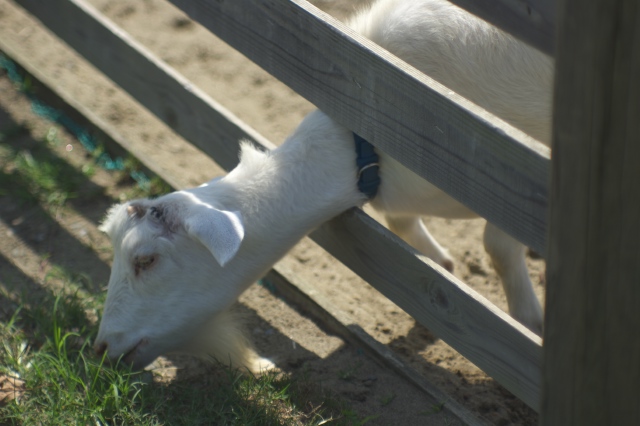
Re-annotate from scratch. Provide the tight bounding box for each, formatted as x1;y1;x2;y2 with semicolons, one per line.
149;206;163;220
134;254;157;275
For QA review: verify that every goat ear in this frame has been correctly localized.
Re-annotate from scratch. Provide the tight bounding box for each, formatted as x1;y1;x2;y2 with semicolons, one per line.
99;203;129;235
183;204;244;266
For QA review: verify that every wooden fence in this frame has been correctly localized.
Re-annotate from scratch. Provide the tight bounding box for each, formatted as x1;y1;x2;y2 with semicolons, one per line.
5;0;638;423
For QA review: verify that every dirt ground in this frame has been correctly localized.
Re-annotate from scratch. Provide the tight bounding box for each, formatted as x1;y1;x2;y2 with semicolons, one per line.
0;0;546;424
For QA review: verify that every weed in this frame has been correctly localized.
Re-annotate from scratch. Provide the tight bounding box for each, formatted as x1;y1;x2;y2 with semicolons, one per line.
339;409;379;425
338;362;363;381
420;401;446;416
0;145;81;213
379;391;396;406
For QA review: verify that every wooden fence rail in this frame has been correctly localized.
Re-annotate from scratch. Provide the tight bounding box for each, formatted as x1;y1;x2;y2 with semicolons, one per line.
12;0;546;412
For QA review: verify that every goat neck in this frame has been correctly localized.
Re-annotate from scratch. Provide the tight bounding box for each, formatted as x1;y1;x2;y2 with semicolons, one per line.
219;110;366;247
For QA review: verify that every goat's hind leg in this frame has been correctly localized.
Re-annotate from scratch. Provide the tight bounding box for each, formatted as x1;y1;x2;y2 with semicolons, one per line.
386;215;454;272
483;222;543;335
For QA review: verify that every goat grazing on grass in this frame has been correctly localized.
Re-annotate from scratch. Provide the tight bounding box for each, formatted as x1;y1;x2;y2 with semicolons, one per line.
94;0;552;372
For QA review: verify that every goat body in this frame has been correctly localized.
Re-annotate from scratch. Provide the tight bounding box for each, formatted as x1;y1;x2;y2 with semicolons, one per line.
95;0;553;371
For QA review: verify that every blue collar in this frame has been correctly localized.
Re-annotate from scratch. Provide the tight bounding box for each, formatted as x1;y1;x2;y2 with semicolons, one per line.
354;132;380;199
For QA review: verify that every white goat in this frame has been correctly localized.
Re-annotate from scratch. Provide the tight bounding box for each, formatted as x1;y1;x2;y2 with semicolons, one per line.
95;0;553;372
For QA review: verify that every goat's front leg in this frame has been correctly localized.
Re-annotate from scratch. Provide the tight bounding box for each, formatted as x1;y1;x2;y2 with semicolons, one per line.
483;222;543;335
386;215;454;272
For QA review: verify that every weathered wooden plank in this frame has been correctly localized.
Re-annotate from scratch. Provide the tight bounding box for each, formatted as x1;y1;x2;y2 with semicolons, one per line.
542;0;640;423
312;209;542;410
447;0;555;55
15;0;551;256
12;0;276;173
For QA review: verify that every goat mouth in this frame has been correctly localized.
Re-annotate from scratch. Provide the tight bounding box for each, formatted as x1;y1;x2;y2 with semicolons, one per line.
120;338;149;366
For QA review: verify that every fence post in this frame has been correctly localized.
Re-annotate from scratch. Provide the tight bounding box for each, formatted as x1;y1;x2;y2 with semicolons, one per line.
542;0;640;423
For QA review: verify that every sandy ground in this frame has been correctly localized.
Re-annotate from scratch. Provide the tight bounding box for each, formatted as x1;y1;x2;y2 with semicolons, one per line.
0;0;546;424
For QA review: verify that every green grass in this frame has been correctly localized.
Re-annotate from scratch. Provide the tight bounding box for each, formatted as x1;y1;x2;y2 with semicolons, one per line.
379;392;396;407
1;297;142;425
0;92;367;425
0;299;300;425
0;293;337;425
0;125;86;211
337;362;363;382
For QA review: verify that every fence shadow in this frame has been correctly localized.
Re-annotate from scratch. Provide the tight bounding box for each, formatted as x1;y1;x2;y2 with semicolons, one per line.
161;301;471;425
0;107;117;292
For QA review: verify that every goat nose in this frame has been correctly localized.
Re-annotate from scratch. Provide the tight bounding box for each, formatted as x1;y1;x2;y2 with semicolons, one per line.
94;341;108;358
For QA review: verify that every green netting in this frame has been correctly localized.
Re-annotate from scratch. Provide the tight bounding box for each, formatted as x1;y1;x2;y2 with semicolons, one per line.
0;52;150;189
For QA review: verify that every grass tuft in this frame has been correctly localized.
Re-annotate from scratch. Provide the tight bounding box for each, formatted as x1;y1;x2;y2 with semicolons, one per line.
0;295;149;425
0;290;367;425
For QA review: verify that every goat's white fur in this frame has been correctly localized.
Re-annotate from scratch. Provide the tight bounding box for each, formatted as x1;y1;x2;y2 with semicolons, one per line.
95;0;552;372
